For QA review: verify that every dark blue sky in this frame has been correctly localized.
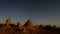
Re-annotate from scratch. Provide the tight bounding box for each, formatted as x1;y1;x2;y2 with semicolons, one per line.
0;0;60;26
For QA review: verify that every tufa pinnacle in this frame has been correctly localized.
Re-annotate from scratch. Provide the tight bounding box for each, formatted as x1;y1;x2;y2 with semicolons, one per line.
6;17;11;26
24;19;33;28
5;17;11;29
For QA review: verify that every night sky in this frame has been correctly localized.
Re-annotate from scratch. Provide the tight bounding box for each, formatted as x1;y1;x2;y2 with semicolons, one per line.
0;0;60;26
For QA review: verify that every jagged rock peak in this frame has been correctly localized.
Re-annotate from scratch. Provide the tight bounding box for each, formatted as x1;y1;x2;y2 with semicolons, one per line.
24;19;33;28
6;17;11;25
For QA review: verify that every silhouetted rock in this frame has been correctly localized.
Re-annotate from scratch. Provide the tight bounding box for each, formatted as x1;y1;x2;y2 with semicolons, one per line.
53;25;56;29
39;24;43;28
53;25;56;28
44;24;53;30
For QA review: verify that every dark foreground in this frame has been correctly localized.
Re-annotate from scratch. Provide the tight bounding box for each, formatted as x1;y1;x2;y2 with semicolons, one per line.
0;24;60;34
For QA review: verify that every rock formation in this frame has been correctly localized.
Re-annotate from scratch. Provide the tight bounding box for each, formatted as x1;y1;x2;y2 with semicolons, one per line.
6;17;11;29
6;17;11;25
17;21;23;29
24;19;33;28
16;21;25;32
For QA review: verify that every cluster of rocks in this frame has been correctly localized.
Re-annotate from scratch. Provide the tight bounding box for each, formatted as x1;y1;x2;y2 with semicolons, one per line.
5;17;34;32
0;17;59;34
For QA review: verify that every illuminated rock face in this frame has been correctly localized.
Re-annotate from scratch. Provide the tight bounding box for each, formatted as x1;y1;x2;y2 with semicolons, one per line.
6;17;11;29
24;19;33;28
6;17;11;25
